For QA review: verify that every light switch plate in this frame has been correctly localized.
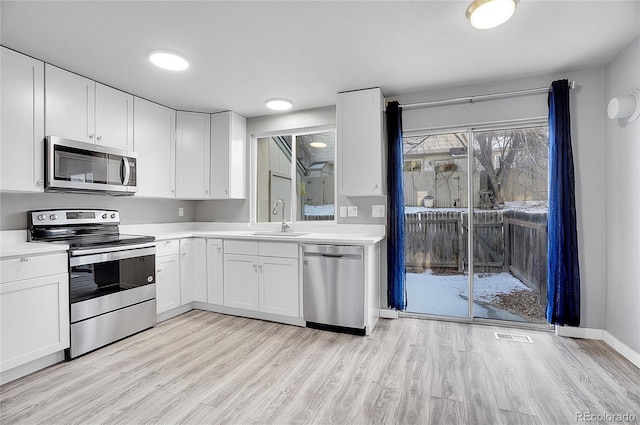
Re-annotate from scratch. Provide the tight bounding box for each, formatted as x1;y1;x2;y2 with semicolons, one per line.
372;205;385;218
347;206;358;217
340;206;348;217
178;207;184;217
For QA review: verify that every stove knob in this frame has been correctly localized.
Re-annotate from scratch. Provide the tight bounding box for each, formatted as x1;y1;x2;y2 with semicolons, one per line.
37;214;47;221
102;213;108;219
110;213;117;219
49;214;58;220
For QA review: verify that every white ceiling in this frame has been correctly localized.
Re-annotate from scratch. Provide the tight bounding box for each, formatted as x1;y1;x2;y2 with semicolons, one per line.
2;1;639;118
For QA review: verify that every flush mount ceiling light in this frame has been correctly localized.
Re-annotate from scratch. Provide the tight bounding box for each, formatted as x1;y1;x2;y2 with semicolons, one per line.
310;142;327;148
466;0;518;29
149;51;189;71
266;98;293;111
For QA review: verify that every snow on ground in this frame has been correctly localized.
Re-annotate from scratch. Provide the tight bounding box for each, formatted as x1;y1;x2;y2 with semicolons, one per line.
304;204;334;216
406;270;531;321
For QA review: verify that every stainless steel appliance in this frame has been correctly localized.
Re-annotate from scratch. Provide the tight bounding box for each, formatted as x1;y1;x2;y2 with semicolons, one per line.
28;209;156;359
302;244;365;335
45;136;137;195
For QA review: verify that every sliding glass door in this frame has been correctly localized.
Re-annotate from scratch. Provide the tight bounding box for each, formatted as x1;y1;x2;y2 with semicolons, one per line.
404;123;549;326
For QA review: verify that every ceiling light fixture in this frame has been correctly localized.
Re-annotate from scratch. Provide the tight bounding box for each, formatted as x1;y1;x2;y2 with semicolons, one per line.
310;142;327;148
466;0;517;29
266;98;293;111
149;51;189;71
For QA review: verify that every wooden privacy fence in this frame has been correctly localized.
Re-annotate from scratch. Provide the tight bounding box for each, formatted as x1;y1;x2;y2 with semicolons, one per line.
405;209;548;304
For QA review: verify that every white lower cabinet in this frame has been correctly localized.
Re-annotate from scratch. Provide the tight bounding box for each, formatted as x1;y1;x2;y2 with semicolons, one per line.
156;240;180;314
206;239;224;305
223;240;299;317
181;238;207;304
0;252;69;373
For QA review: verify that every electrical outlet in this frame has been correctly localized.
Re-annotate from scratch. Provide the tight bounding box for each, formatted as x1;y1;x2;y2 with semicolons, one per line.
178;207;184;217
340;206;348;217
372;205;385;218
347;206;358;217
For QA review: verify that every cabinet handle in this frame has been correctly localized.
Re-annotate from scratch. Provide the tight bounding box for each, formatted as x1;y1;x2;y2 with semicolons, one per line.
20;257;29;263
35;180;43;186
258;265;263;272
253;264;258;271
157;269;162;272
217;247;222;254
97;135;102;142
89;134;94;140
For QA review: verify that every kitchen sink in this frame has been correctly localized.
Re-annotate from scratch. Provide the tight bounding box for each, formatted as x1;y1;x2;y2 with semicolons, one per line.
252;231;308;237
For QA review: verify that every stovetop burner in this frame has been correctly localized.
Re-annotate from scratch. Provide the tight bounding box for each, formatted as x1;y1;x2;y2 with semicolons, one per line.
27;209;155;250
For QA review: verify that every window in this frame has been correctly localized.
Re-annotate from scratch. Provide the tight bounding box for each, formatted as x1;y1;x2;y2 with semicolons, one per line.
254;129;336;224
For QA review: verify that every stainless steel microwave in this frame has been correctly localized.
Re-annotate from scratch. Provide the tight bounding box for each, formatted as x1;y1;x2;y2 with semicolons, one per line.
45;136;137;195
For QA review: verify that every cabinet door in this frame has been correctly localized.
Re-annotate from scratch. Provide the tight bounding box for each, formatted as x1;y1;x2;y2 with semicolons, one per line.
156;254;180;314
45;64;95;143
223;254;258;311
0;47;45;192
94;83;133;150
0;273;69;372
180;239;194;304
133;97;176;197
210;111;246;199
259;257;299;317
176;111;211;199
207;239;224;305
337;88;384;196
191;239;208;303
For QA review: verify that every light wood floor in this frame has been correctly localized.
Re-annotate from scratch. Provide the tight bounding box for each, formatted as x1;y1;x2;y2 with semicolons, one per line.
1;310;638;425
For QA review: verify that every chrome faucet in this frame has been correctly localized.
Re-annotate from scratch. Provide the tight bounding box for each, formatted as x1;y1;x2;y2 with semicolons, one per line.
272;198;290;232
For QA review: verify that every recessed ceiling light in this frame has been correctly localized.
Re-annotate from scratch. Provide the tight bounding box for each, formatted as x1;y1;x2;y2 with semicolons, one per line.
266;98;293;111
149;51;189;71
466;0;517;29
310;142;327;148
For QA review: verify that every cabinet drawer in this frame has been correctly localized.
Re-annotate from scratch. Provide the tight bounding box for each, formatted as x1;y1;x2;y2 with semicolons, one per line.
156;239;180;256
259;242;298;259
0;252;67;284
224;240;259;256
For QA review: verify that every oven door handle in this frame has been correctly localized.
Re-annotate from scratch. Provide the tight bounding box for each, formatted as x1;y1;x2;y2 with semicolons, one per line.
69;246;156;266
69;242;156;257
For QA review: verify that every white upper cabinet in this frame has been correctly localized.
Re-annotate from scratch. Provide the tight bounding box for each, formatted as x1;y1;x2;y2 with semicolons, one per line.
45;65;133;150
133;97;176;198
94;83;134;150
337;87;385;196
176;111;211;199
0;47;45;192
210;111;246;199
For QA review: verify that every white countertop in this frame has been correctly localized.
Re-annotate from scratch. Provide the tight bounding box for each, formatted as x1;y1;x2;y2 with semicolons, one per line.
1;223;385;258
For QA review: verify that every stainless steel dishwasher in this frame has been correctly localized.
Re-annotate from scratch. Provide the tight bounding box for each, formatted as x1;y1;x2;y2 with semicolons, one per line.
302;244;365;335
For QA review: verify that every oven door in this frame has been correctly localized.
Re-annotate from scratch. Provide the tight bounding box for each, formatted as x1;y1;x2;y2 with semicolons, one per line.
69;246;155;323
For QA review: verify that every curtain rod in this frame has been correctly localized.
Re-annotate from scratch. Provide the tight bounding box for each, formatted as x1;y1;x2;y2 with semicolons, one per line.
399;81;576;110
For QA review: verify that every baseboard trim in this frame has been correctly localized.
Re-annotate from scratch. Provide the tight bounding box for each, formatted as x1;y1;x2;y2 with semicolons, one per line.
379;309;399;319
604;331;640;369
555;326;639;369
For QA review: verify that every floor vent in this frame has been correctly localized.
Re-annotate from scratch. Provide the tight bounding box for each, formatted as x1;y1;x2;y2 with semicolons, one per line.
494;332;533;343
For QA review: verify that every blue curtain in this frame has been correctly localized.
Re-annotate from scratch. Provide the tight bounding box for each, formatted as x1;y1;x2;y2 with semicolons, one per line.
386;101;406;310
547;79;580;326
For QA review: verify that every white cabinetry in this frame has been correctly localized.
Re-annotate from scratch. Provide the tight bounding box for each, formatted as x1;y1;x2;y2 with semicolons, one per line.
45;64;133;150
0;252;69;373
0;47;45;192
223;240;299;317
180;238;207;304
176;111;211;199
210;111;246;199
337;87;385;196
133;98;176;197
155;240;180;314
206;239;224;305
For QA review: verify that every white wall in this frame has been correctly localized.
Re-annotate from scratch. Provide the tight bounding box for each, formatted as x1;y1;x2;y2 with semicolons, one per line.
604;36;640;355
389;67;608;331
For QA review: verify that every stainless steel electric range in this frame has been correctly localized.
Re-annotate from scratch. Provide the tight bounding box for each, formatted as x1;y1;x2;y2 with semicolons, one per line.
28;209;156;359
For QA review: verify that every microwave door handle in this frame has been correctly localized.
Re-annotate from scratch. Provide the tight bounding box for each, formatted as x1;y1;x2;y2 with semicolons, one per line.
121;157;130;185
